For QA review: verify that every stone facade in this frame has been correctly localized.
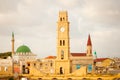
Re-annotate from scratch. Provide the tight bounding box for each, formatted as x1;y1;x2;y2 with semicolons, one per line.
0;57;13;75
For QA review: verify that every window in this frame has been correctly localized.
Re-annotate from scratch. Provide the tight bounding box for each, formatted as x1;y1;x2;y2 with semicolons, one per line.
87;64;92;73
60;40;62;46
50;63;53;67
60;67;63;74
76;64;80;69
28;63;30;66
40;63;42;66
63;40;65;46
60;18;62;21
4;67;8;71
61;50;64;59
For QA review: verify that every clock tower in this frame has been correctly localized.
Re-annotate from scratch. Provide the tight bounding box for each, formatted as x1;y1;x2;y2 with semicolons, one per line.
55;11;70;75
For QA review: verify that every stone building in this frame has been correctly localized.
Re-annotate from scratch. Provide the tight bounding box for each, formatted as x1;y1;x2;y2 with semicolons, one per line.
113;57;120;69
0;56;13;75
11;32;36;74
94;58;115;74
27;11;94;75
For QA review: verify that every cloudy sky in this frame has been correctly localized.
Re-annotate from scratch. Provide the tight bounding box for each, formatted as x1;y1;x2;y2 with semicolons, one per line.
0;0;120;58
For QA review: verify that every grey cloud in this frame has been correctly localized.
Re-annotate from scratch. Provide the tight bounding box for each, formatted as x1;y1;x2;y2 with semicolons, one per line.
80;0;120;27
0;0;120;58
0;0;21;13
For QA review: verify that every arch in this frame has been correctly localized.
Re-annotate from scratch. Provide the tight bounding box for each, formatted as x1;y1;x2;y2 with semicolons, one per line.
82;78;87;80
38;78;42;80
67;78;72;80
97;78;102;80
60;67;63;74
113;78;117;80
52;78;57;80
117;78;120;80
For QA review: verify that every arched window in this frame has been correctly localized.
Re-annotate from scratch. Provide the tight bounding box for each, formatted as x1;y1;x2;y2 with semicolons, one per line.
60;40;62;46
61;50;64;59
60;67;63;74
60;18;62;21
63;40;65;46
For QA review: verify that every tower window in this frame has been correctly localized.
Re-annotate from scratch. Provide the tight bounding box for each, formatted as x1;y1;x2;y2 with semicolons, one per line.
61;50;64;59
60;67;63;74
60;18;62;21
34;63;36;66
63;17;65;21
60;40;62;46
63;40;65;46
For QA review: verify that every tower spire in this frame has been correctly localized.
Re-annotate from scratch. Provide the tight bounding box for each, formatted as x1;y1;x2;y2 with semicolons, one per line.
86;34;92;56
87;34;92;46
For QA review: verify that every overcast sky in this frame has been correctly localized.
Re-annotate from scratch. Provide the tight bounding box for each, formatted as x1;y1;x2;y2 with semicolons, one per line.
0;0;120;58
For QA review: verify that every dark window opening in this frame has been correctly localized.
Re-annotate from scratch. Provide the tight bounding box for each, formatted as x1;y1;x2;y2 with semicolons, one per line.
60;18;62;21
63;40;65;46
50;63;53;67
28;63;30;66
22;65;25;74
40;63;42;66
61;50;64;60
60;67;63;74
60;40;62;46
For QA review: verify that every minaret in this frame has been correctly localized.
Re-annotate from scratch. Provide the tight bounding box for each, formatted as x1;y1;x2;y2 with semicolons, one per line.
11;32;15;57
87;34;92;56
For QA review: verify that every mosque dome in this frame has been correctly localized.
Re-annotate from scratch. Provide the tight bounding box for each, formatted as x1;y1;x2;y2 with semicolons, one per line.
16;45;31;53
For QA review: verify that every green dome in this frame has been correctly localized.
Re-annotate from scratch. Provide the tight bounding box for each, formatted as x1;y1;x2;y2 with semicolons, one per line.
16;45;31;53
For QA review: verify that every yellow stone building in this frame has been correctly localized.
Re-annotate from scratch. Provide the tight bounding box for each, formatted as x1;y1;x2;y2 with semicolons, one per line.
0;57;13;76
21;11;95;78
54;11;93;75
24;11;120;80
7;11;120;80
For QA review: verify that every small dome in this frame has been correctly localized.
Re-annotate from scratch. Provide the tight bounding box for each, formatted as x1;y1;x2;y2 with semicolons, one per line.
16;45;31;53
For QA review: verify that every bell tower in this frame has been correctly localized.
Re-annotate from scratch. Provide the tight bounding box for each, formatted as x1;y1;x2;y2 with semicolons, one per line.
55;11;70;75
57;11;70;60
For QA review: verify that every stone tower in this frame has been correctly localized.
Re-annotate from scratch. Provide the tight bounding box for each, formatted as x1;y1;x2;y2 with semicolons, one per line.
55;11;70;75
87;34;92;56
